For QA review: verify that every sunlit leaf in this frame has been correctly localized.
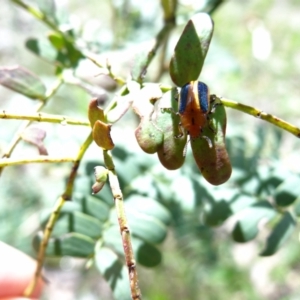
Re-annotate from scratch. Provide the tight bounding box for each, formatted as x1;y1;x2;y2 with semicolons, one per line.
232;201;277;242
125;195;171;225
0;66;46;100
95;247;131;300
260;212;296;256
34;232;95;257
41;206;103;239
274;175;300;207
169;13;214;86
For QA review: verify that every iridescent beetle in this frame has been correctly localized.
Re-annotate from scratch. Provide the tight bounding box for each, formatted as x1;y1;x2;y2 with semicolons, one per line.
178;80;213;145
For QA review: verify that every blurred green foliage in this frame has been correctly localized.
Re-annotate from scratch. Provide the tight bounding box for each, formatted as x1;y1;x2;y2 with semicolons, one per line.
1;0;300;299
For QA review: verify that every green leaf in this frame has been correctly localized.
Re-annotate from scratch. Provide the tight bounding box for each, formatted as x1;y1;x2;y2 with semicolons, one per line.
95;247;131;300
127;209;168;244
169;13;214;86
203;200;232;227
274;175;300;207
232;201;277;242
134;238;162;267
0;66;46;100
260;212;296;256
34;232;95;257
80;195;110;222
41;205;103;239
48;32;65;50
26;38;65;66
125;195;171;225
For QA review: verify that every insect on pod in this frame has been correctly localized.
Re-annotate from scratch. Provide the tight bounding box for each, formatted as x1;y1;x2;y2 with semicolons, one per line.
178;81;211;141
178;81;232;185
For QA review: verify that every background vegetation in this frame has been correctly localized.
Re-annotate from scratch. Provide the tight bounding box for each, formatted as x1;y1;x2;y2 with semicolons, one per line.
1;0;300;299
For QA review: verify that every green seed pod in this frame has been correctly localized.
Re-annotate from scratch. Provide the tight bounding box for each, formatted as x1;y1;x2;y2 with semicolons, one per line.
156;89;187;170
133;84;164;153
191;100;232;185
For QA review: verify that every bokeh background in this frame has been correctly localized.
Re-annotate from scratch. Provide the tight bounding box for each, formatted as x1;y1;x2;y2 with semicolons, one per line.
1;0;300;299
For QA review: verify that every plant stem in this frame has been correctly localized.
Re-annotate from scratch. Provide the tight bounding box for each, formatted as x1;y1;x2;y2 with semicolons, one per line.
103;150;142;300
136;23;174;84
0;156;75;167
1;79;63;162
220;97;300;138
0;111;90;126
23;132;93;297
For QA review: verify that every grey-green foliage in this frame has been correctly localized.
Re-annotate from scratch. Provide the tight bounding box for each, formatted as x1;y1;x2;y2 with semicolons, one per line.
2;0;300;299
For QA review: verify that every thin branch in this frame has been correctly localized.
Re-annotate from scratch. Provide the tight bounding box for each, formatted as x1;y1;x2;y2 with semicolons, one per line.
0;156;75;167
103;150;141;300
0;111;90;126
1;79;63;161
23;132;94;297
10;0;58;30
219;97;300;138
136;23;175;84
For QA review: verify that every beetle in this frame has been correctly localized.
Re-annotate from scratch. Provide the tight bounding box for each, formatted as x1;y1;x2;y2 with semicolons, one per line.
178;81;211;141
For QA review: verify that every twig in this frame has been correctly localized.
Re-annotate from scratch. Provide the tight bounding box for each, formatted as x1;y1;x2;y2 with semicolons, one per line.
136;23;174;84
0;111;90;126
103;150;141;300
23;131;94;297
0;156;75;167
219;97;300;138
0;79;63;176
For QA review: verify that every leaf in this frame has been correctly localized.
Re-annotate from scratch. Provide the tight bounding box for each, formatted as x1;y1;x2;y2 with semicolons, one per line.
126;209;168;244
80;195;111;222
203;200;232;227
92;120;115;150
26;38;65;66
260;212;296;256
125;195;171;225
34;232;95;257
0;66;46;100
134;238;162;267
41;206;103;239
26;37;83;68
232;201;277;242
21;126;48;155
48;32;65;50
95;247;131;300
169;13;214;86
274;175;300;207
